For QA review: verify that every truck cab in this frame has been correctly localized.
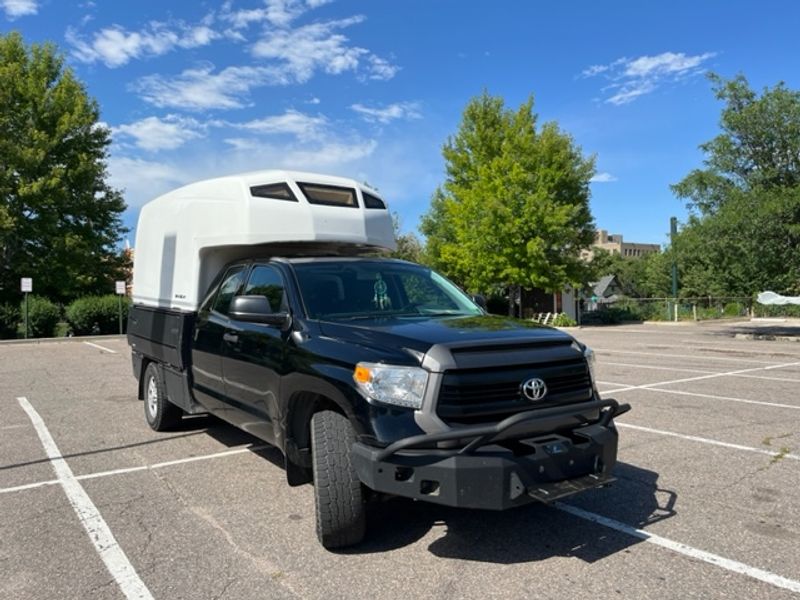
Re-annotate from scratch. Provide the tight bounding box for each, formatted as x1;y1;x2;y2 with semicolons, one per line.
127;170;629;549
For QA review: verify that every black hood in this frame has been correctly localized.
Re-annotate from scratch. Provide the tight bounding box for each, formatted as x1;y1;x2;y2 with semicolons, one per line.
317;314;575;357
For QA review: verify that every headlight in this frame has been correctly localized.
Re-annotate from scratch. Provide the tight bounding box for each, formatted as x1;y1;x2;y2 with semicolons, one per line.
353;362;428;409
584;346;597;383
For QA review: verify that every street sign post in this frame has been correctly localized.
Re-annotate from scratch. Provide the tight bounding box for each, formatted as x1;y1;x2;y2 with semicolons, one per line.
20;278;32;338
115;281;126;334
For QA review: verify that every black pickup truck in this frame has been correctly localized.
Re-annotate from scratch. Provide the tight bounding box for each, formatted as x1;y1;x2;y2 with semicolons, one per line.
128;256;629;548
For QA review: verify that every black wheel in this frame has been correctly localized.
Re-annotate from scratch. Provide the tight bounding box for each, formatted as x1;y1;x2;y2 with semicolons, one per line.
143;362;182;431
311;410;366;549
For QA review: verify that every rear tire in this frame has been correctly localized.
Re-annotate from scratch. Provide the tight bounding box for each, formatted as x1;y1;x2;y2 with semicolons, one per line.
311;410;366;549
143;362;182;431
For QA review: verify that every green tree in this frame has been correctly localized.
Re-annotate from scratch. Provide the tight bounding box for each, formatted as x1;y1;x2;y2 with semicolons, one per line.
421;92;596;297
673;74;800;215
588;248;659;298
670;74;800;296
0;32;127;305
389;212;424;264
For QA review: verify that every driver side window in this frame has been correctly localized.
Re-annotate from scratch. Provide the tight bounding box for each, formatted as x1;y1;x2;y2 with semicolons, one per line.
244;265;287;313
210;266;245;316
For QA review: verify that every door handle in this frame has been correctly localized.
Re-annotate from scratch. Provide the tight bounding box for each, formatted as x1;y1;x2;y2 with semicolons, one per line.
223;332;239;344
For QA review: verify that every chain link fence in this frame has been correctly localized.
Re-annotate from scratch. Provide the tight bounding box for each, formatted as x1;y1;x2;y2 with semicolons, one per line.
581;296;762;324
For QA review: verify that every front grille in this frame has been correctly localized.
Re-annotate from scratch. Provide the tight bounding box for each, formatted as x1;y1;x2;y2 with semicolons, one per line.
436;358;593;424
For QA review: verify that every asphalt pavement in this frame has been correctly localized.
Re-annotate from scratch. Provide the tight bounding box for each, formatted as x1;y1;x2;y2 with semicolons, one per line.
1;320;799;599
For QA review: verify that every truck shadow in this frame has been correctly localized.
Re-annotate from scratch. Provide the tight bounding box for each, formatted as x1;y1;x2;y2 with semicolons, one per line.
351;462;677;563
197;417;677;564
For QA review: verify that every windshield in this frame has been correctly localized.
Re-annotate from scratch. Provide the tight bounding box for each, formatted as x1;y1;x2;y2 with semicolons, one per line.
292;260;483;320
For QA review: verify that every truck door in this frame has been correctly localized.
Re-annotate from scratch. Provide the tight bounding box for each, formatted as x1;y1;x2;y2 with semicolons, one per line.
220;264;288;443
191;264;246;419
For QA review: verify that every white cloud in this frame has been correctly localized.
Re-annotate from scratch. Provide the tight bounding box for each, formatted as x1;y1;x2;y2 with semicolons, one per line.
66;17;219;68
233;109;327;140
581;64;611;78
590;172;618;183
1;0;37;18
365;55;400;81
251;16;364;79
623;52;714;78
220;0;333;29
250;16;398;83
133;64;287;111
108;156;187;209
350;102;421;124
131;7;397;111
222;137;376;167
280;140;377;166
113;115;206;151
581;51;716;105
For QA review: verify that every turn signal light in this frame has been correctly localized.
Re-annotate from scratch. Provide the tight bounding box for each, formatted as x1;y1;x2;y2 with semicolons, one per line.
354;365;372;384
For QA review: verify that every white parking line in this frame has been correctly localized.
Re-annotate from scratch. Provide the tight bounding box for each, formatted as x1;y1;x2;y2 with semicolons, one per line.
594;348;784;365
83;341;117;354
617;423;800;461
17;397;154;600
598;360;800;395
627;387;800;410
622;340;800;354
11;396;800;594
0;444;269;495
603;361;717;374
602;361;800;383
556;502;800;594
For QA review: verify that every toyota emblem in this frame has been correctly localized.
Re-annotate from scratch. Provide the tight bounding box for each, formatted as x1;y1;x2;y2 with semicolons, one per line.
521;377;548;401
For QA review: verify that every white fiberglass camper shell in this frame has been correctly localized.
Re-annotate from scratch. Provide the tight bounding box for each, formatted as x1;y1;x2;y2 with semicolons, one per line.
132;170;395;312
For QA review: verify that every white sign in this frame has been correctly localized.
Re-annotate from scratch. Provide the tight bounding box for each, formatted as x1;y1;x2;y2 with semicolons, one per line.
115;280;127;295
21;277;32;293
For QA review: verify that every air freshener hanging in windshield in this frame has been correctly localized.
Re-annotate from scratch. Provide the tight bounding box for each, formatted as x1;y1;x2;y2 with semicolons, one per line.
373;273;391;310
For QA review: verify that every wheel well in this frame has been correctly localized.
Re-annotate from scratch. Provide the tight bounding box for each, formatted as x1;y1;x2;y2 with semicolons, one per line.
285;391;345;486
288;391;343;454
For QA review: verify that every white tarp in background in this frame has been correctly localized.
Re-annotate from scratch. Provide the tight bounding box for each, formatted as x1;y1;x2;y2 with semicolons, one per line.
757;291;800;305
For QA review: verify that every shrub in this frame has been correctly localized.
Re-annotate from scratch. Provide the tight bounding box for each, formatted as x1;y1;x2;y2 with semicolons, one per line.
0;303;20;339
552;313;577;327
66;295;131;335
581;306;643;325
723;302;745;317
753;303;800;318
21;296;61;338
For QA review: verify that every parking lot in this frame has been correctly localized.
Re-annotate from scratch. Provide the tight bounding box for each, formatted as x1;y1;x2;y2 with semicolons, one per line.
1;321;799;599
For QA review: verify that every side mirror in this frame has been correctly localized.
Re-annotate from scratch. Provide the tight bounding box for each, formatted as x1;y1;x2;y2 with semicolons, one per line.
230;295;291;329
471;294;487;310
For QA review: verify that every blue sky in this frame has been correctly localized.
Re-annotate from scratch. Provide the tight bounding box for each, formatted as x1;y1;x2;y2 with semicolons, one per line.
3;1;800;247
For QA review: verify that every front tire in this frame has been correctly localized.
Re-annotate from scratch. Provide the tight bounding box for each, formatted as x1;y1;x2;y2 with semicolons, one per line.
143;362;182;431
311;410;366;549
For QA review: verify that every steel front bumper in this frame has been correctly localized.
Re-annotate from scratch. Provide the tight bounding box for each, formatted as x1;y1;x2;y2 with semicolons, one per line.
351;399;630;510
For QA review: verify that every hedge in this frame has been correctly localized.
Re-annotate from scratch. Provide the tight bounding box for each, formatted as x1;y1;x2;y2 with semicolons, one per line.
23;296;61;338
0;303;20;339
66;295;131;335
